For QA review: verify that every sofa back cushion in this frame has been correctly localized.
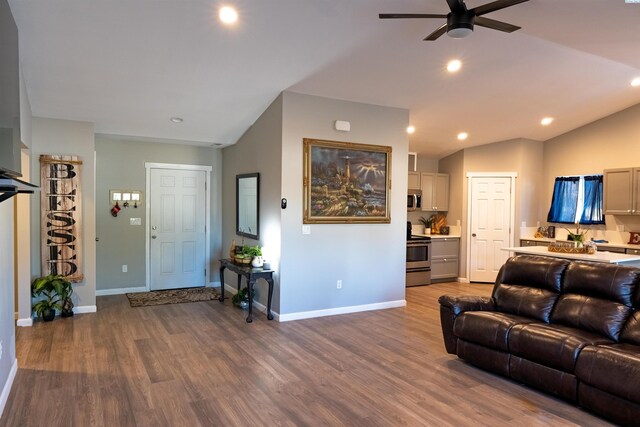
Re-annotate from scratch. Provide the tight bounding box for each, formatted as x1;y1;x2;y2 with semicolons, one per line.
550;262;640;341
621;311;640;345
492;255;569;322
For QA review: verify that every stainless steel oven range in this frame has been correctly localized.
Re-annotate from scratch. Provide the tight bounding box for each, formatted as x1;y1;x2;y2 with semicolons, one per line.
406;235;431;287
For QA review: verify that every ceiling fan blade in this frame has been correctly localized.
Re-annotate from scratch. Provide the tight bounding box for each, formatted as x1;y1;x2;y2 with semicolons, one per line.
379;13;447;19
472;0;529;16
446;0;467;13
474;16;521;33
424;23;448;41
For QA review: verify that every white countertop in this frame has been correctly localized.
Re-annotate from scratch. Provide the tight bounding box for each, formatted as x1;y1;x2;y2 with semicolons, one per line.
503;246;640;264
414;233;460;239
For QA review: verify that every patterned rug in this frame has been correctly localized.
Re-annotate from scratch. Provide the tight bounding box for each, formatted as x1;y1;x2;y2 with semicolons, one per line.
126;287;220;307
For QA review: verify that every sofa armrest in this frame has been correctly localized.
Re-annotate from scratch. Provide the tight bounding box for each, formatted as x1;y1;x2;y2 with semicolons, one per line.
438;296;495;354
438;295;495;315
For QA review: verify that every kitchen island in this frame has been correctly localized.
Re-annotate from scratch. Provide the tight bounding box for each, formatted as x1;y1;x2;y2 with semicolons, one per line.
502;245;640;267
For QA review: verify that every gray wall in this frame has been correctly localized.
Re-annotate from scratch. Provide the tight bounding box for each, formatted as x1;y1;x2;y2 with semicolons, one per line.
0;197;16;415
439;138;544;280
95;137;222;292
29;117;96;309
280;92;409;315
221;94;283;311
543;102;640;232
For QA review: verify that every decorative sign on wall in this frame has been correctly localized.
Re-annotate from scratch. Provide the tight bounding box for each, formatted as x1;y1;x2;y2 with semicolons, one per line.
40;155;83;282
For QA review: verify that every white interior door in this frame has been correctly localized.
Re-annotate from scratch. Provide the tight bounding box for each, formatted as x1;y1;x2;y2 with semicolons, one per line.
469;176;513;283
150;168;206;290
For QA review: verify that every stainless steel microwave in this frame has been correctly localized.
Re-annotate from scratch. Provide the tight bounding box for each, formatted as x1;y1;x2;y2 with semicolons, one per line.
408;190;422;211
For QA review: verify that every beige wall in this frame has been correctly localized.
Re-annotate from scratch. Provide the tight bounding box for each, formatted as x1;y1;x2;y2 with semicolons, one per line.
439;138;544;280
543;102;640;232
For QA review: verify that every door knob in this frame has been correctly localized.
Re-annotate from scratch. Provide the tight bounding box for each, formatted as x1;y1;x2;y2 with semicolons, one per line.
152;235;157;239
472;233;477;237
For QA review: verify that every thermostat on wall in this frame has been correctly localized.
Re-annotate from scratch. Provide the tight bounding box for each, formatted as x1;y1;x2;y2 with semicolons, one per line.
334;120;351;132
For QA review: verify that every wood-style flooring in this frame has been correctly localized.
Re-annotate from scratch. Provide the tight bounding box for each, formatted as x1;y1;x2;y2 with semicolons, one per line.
1;282;613;426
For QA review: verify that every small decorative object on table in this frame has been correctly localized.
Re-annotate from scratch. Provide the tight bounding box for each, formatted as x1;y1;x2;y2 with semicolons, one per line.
565;224;588;247
629;231;640;245
548;241;590;254
419;216;433;235
440;226;450;235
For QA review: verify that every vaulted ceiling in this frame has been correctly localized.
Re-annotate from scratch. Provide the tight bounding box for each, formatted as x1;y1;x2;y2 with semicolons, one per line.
9;0;640;158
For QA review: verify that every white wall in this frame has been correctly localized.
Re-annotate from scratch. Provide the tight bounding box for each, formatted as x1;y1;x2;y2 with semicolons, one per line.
280;92;409;317
0;200;17;417
29;118;96;311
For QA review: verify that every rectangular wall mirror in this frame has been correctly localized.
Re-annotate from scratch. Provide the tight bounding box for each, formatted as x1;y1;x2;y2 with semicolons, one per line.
236;173;259;240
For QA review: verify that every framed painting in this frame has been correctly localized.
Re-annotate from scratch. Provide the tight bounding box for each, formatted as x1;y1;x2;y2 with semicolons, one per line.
303;138;391;224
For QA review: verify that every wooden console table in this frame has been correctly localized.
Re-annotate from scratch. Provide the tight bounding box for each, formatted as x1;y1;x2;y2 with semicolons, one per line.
219;258;274;323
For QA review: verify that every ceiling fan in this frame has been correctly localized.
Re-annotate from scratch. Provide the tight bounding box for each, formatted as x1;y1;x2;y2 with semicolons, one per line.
379;0;529;41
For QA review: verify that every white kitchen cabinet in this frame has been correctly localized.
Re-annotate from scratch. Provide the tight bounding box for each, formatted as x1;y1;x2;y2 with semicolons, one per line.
421;173;449;211
408;172;420;190
604;168;640;215
431;237;459;281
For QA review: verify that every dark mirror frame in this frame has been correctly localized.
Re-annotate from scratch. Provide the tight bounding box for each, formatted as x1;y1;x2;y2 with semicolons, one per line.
236;173;260;240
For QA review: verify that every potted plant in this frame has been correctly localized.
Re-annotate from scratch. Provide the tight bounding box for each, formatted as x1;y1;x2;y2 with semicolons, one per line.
232;286;251;309
31;274;63;322
52;275;74;317
419;216;434;235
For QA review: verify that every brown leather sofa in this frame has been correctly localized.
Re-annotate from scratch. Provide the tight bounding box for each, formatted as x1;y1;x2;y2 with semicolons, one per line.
439;255;640;426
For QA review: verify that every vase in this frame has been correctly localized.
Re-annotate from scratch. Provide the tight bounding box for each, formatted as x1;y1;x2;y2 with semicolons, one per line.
251;256;263;268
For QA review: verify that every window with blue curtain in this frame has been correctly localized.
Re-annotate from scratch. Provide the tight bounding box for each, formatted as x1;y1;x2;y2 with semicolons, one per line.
580;175;605;224
547;177;580;223
547;175;604;224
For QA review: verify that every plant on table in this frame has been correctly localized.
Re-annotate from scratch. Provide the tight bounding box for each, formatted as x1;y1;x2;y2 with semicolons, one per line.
565;224;589;247
232;286;251;308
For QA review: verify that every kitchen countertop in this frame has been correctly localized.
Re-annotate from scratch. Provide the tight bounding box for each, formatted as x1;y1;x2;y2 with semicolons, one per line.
414;233;460;239
520;237;640;251
502;245;640;265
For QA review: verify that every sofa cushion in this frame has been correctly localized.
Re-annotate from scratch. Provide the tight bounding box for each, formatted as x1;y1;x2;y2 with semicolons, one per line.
621;311;640;345
492;255;568;322
509;323;612;372
454;311;534;351
551;294;632;341
563;262;640;305
575;343;640;405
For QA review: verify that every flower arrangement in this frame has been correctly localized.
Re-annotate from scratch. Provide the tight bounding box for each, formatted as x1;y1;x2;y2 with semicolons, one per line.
565;224;589;247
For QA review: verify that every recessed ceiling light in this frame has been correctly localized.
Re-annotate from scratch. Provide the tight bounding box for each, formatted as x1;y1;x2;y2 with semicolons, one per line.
170;117;183;123
219;6;238;25
447;59;462;73
406;126;415;134
631;77;640;87
457;132;468;141
541;117;554;126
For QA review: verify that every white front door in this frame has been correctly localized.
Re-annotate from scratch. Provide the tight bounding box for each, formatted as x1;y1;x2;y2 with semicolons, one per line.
469;176;513;283
149;168;206;290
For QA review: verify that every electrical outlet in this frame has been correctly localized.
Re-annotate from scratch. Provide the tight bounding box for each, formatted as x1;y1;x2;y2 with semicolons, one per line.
122;264;128;273
302;225;311;235
336;279;342;289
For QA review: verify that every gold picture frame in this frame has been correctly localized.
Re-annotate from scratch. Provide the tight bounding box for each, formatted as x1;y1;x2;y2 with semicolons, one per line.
303;138;391;224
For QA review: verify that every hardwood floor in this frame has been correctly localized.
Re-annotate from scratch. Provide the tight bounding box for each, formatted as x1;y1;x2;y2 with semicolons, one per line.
1;282;613;426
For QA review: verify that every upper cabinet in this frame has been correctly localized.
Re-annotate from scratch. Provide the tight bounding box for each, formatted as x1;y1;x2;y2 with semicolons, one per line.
408;172;420;190
421;173;449;211
604;168;640;215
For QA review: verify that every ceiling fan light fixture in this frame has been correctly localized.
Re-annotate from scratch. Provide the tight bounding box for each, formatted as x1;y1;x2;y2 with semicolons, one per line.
448;26;473;38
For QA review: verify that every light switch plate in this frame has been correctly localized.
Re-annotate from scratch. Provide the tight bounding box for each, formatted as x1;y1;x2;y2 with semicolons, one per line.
130;218;142;226
302;225;311;235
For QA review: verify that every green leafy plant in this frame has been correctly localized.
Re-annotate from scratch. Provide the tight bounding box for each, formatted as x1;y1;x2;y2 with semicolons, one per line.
232;287;251;307
31;274;65;319
419;216;433;229
565;224;589;247
242;245;262;257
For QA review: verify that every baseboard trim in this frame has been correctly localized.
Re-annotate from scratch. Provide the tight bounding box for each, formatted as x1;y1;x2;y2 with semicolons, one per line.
208;281;221;288
0;358;18;419
96;286;147;296
223;284;281;321
16;317;33;327
457;277;470;283
74;305;97;314
278;299;406;322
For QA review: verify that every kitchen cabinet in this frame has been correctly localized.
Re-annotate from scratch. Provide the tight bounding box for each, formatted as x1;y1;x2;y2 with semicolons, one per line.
408;172;420;190
603;168;640;215
627;248;640;255
431;237;459;281
421;173;449;211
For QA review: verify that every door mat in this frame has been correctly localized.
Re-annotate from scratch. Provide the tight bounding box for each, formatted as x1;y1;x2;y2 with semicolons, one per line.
126;287;220;307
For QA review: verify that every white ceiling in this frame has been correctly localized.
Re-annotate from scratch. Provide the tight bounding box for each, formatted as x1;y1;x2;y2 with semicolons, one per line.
8;0;640;158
